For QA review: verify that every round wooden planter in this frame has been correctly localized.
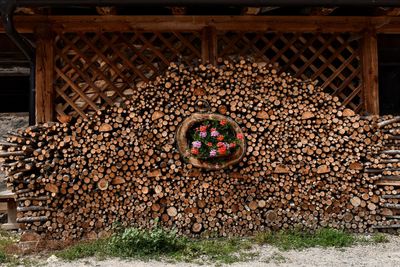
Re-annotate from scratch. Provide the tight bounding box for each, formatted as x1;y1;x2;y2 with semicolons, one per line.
176;113;246;170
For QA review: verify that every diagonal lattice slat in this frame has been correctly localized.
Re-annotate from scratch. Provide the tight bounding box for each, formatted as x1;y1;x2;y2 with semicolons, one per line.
54;31;202;117
217;32;363;112
54;30;363;117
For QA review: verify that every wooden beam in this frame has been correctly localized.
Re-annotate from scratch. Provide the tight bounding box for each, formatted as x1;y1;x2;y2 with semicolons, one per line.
46;16;374;32
1;16;400;34
201;26;217;65
361;29;379;115
95;6;117;15
35;24;54;123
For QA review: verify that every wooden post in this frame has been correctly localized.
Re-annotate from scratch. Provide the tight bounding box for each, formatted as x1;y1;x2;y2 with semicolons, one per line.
0;191;18;230
361;29;379;115
201;26;217;65
35;24;54;123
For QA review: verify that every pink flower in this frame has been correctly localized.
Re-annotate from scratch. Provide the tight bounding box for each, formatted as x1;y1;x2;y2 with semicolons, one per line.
229;143;236;149
207;142;213;147
236;133;244;140
211;130;219;137
209;149;217;157
192;141;202;148
199;131;207;138
217;142;225;148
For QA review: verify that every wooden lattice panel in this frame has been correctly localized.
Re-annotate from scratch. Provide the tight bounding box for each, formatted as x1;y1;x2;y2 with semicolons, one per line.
54;31;202;117
217;32;363;112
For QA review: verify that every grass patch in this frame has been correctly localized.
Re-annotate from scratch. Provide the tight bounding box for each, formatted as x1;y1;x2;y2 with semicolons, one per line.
177;237;255;264
371;233;389;243
0;230;18;264
0;230;38;267
56;227;393;264
108;227;186;258
57;227;255;264
255;228;356;250
56;238;110;261
263;252;287;264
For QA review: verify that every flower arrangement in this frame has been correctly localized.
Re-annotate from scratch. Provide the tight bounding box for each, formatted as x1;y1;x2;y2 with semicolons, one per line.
188;119;244;160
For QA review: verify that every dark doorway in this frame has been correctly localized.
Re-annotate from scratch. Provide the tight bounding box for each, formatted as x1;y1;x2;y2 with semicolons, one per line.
0;76;29;112
378;34;400;115
0;34;30;113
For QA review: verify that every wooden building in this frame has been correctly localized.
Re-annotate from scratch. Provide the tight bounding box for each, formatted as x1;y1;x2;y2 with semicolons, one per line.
0;1;400;237
0;1;400;124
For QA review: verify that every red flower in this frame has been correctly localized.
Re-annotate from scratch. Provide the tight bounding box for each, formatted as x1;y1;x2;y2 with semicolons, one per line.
218;146;227;155
220;120;227;126
236;133;244;140
211;128;216;132
229;143;236;148
207;142;213;147
199;125;207;132
217;135;224;141
191;148;199;155
217;142;225;147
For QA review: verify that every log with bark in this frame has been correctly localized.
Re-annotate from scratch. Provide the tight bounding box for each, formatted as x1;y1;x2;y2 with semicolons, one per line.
365;115;400;230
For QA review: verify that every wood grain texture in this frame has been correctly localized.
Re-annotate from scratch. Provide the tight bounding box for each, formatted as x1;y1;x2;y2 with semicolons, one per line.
361;29;379;115
1;16;400;33
35;24;54;123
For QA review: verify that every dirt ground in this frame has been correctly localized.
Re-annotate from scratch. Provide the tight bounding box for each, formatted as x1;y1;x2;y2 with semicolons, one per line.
38;235;400;267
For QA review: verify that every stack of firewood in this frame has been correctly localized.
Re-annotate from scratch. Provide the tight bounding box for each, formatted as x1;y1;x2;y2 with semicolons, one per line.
0;60;389;240
363;116;400;229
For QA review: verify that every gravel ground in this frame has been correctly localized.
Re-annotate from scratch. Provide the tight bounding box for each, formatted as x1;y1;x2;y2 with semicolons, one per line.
39;235;400;267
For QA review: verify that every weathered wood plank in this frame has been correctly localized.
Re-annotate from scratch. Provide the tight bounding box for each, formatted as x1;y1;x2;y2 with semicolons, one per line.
201;26;217;64
372;224;400;229
361;29;379;115
35;24;54;123
1;16;400;33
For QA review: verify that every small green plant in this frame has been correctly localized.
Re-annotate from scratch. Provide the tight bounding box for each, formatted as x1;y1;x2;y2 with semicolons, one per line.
0;230;36;266
179;238;255;264
56;238;110;261
108;227;186;258
255;228;356;250
263;252;287;264
0;232;15;260
0;250;7;263
371;233;389;243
